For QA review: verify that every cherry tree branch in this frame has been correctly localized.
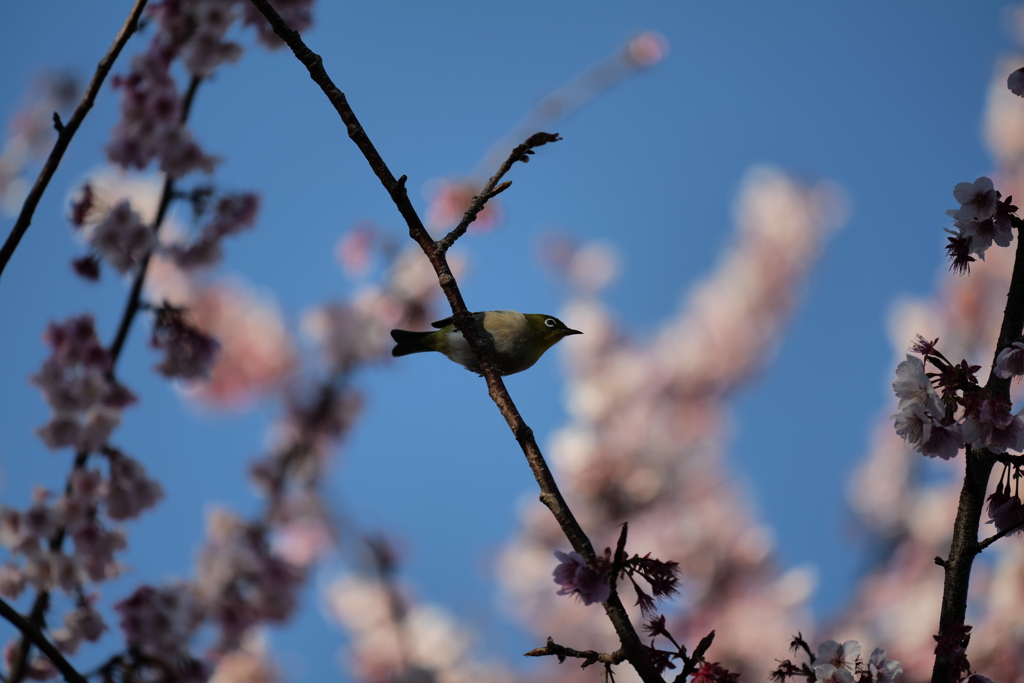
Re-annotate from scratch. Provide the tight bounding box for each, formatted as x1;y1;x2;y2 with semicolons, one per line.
0;598;86;683
931;227;1024;683
0;0;149;283
244;2;662;680
6;75;202;683
525;637;626;668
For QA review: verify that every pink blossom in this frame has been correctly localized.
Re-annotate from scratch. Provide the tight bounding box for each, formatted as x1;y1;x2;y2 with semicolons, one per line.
868;648;904;683
893;402;962;459
104;448;164;520
32;315;137;452
994;341;1024;378
0;564;25;599
552;550;610;605
812;640;861;683
892;355;943;415
962;397;1024;451
115;584;204;661
89;200;154;273
952;177;998;223
150;304;221;380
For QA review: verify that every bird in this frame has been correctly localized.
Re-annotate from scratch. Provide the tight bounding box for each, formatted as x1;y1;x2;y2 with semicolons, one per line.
390;310;582;376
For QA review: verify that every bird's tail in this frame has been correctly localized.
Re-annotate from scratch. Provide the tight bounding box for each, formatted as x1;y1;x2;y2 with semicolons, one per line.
390;329;434;357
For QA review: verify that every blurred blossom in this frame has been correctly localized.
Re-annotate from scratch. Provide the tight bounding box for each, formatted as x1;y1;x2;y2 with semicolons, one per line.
0;71;80;215
337;223;378;277
304;246;455;374
31;315;136;452
147;268;297;408
209;633;281;683
326;574;514;683
115;583;207;676
423;178;503;234
197;508;305;651
489;167;841;678
625;31;669;68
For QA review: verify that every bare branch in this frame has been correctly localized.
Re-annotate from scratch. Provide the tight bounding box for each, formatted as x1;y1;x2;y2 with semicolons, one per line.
435;132;562;253
525;637;626;669
0;598;86;683
0;0;149;282
244;2;663;680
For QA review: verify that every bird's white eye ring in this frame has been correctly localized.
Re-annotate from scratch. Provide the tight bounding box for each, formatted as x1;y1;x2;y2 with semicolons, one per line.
545;318;556;327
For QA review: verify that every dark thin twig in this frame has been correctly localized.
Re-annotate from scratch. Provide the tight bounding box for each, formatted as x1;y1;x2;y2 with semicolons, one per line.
0;598;86;683
109;74;201;368
976;517;1024;553
673;631;715;683
0;0;150;282
525;637;626;668
435;132;560;253
244;2;662;680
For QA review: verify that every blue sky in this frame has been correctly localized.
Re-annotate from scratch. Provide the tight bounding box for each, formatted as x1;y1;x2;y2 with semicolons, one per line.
0;2;1019;681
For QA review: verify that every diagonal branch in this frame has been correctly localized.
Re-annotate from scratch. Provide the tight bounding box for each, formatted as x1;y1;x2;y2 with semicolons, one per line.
244;2;663;681
0;0;149;283
0;598;86;683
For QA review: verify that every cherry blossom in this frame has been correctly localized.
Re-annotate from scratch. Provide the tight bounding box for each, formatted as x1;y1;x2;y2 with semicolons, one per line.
552;550;610;605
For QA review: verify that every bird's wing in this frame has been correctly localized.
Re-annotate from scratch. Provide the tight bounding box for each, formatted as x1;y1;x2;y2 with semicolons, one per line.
430;312;485;329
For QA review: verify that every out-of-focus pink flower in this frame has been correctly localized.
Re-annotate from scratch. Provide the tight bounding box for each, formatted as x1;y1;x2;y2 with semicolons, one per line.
625;31;669;68
0;72;79;216
0;564;25;599
150;304;221;380
31;315;136;452
197;508;304;651
424;178;503;234
552;550;610;605
115;584;205;666
162;280;297;409
336;224;376;277
103;448;164;521
88;199;153;273
165;192;260;270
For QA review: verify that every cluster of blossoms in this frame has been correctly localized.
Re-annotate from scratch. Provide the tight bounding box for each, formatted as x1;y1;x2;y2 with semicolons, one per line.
551;542;680;619
31;315;136;452
488;169;838;680
196;509;305;652
892;292;1024;464
944;177;1019;273
113;584;207;681
0;454;161;589
770;637;902;683
106;0;311;177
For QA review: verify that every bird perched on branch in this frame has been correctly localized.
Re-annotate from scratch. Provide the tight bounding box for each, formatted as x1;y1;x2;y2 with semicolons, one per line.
391;310;582;376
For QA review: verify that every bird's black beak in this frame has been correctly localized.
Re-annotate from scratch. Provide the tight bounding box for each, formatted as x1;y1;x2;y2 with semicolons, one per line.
566;328;583;335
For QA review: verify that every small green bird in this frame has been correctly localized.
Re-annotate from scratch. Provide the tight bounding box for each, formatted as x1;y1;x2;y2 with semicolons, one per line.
390;310;582;376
